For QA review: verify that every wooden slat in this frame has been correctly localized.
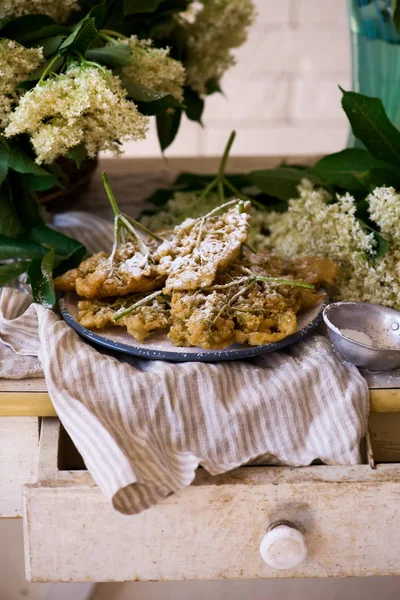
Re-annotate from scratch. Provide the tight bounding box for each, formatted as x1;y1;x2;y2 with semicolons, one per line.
0;388;398;417
370;389;400;413
0;393;56;417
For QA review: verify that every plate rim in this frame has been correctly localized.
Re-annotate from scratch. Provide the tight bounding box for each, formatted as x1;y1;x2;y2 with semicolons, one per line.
58;292;328;363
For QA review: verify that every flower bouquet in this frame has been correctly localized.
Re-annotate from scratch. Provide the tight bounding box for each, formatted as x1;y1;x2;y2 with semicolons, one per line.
0;0;255;302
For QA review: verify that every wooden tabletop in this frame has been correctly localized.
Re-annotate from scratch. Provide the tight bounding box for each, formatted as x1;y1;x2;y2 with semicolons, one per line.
0;378;399;417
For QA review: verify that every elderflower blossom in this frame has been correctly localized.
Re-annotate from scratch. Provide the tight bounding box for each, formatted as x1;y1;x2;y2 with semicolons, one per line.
0;40;43;129
368;186;400;240
123;36;185;102
265;180;400;310
0;0;80;23
5;64;149;164
183;0;256;95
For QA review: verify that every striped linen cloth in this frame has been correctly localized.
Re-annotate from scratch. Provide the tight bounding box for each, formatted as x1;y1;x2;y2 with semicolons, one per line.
0;212;370;515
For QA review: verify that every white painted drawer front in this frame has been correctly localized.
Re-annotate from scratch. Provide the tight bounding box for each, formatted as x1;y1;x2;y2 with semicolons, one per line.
23;419;400;582
0;417;38;518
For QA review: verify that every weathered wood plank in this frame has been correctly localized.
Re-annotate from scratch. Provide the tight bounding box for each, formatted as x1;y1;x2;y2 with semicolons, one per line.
20;420;400;582
24;475;400;581
0;417;39;518
0;393;56;417
0;379;47;392
370;389;400;413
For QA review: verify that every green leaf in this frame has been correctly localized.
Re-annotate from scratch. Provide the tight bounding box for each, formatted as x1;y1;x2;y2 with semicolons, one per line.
0;184;24;237
59;17;99;56
35;35;66;57
312;148;396;191
86;44;132;67
7;146;48;176
0;15;54;42
0;236;47;260
0;17;13;32
0;162;8;187
88;1;107;28
205;79;222;95
12;182;44;228
0;261;30;287
27;226;85;258
123;0;163;14
21;24;69;44
248;167;320;201
53;245;87;277
360;167;400;190
144;188;175;207
183;86;204;124
341;89;400;167
67;145;86;169
156;108;182;152
19;173;60;192
373;231;390;258
392;0;400;32
27;248;56;308
124;79;183;115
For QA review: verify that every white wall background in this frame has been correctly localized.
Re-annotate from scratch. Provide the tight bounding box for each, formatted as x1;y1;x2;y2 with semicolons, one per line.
118;0;351;158
3;2;399;600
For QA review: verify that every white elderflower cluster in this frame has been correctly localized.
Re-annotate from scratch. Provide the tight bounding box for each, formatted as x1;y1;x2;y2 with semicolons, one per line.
0;40;43;129
265;180;375;258
183;0;256;95
368;186;400;240
5;64;149;164
265;180;400;310
0;0;80;23
123;36;185;102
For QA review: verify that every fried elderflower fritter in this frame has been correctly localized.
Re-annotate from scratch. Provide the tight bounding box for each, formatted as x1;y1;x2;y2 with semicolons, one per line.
77;293;170;343
285;256;339;286
168;250;331;350
169;290;236;350
155;200;252;293
169;282;298;351
55;242;164;299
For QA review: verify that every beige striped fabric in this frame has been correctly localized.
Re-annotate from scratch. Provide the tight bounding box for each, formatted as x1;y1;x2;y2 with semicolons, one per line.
0;212;370;515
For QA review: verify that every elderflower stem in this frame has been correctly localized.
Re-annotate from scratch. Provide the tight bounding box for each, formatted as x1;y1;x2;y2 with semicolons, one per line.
218;179;225;204
101;29;128;39
205;275;315;293
202;199;244;219
108;215;121;267
211;280;256;327
222;177;266;211
244;242;257;254
120;215;152;257
256;276;314;289
198;177;218;201
100;33;119;45
203;277;250;292
113;290;163;322
198;131;236;201
39;54;60;83
84;60;109;75
124;215;164;243
218;130;236;179
102;172;120;217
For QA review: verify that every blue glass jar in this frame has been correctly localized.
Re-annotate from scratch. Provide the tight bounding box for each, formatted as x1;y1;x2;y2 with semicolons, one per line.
348;0;400;145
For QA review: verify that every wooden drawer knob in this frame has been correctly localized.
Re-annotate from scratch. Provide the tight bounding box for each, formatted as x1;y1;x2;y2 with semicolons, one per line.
259;521;308;570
